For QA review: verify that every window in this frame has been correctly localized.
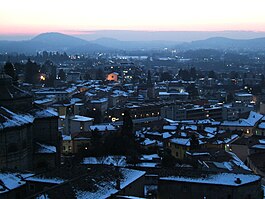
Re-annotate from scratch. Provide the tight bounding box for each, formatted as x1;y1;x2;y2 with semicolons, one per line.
176;152;179;157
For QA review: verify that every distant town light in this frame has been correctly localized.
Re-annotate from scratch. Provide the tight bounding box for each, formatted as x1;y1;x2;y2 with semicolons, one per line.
40;75;46;81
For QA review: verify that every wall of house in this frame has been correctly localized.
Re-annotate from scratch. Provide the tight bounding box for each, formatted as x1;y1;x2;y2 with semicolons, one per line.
72;139;91;154
62;140;73;154
33;117;60;146
231;144;249;162
167;142;189;159
0;185;27;199
33;154;57;170
116;175;145;197
0;126;32;170
32;117;61;168
220;126;253;137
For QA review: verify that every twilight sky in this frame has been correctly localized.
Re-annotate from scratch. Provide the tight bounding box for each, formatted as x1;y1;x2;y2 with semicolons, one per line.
1;0;265;40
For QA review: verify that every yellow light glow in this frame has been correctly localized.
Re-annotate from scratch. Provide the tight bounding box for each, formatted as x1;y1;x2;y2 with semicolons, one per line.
40;75;46;81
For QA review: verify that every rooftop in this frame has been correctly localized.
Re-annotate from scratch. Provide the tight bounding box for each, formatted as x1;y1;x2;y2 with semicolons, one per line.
160;173;260;187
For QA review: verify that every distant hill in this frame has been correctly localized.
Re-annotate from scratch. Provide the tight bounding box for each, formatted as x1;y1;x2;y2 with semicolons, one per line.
2;32;265;53
0;32;109;54
31;32;88;48
91;37;181;50
179;37;265;50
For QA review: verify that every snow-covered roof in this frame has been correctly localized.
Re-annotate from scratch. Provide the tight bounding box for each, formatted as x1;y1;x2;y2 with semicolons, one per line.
85;92;96;97
186;151;210;156
212;134;239;145
259;139;265;144
204;127;217;134
66;86;77;93
90;124;116;131
227;152;251;171
0;172;33;194
258;122;265;129
250;144;265;149
82;156;126;166
32;108;58;119
163;125;177;131
71;115;94;122
159;91;189;96
235;93;253;97
162;132;172;139
221;111;263;127
113;90;129;97
170;138;190;146
140;154;160;161
34;98;54;105
26;176;64;184
0;107;33;130
75;168;145;199
141;138;157;146
90;98;108;103
62;135;71;141
70;98;82;104
160;173;260;186
145;131;161;136
183;125;197;131
35;142;57;154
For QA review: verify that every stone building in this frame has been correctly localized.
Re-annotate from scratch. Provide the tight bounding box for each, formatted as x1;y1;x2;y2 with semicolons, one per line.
158;173;263;199
0;73;61;171
0;107;33;170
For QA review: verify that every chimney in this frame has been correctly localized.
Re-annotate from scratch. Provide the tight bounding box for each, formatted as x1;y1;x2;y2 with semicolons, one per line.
235;178;241;184
116;179;121;190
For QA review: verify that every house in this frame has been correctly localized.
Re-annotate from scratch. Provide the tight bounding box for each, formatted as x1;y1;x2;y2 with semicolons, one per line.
31;166;146;199
235;93;254;104
25;175;64;196
166;137;204;159
61;135;72;154
59;115;94;135
66;72;81;82
29;108;61;169
0;107;33;170
0;73;61;171
248;152;265;177
255;119;265;136
107;72;119;82
34;142;58;169
220;111;264;136
158;173;262;199
0;172;33;199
